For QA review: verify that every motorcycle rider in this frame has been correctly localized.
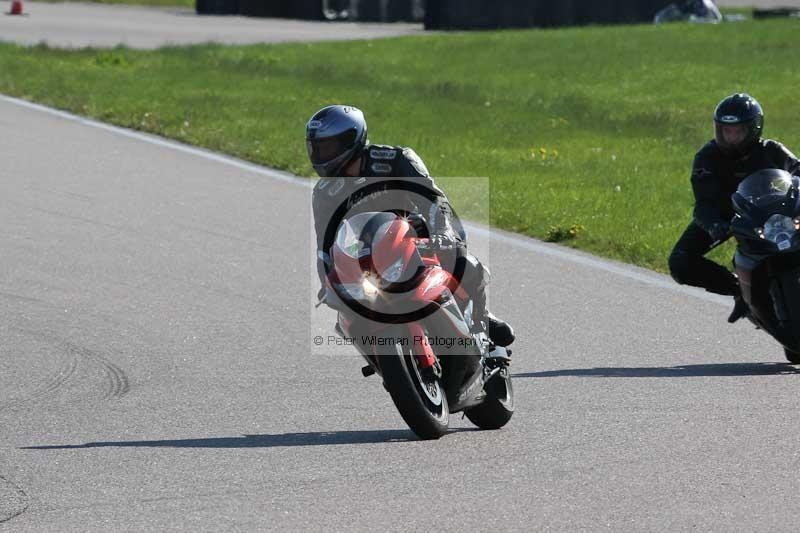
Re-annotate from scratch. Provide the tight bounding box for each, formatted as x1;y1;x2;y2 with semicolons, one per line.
669;93;800;322
307;104;514;347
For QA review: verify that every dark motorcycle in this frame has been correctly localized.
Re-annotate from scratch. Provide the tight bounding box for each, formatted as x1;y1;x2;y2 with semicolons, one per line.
319;211;514;440
731;169;800;362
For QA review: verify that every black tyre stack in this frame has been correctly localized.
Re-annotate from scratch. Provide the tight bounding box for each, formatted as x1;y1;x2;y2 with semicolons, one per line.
357;0;424;22
237;0;326;19
198;0;673;28
424;0;674;30
195;0;238;15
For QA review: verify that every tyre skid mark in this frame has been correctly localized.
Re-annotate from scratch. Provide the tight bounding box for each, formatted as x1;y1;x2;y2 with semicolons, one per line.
0;348;79;413
0;474;29;524
64;342;130;400
0;329;129;411
0;291;53;307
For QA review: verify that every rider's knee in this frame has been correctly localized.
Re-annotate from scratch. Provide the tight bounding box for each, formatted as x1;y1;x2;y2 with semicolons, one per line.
668;249;692;285
459;254;490;290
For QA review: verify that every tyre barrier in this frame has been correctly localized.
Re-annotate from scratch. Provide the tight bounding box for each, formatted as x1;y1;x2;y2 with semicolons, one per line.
424;0;675;30
196;0;674;28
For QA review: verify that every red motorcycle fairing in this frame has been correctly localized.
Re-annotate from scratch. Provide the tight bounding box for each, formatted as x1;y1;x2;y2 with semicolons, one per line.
327;212;469;371
329;216;423;288
420;254;470;300
332;273;454;372
330;246;365;286
337;315;436;369
412;266;455;303
406;322;437;369
370;217;421;283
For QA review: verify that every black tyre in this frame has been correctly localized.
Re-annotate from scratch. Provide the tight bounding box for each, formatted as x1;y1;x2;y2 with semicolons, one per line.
770;272;800;364
379;338;449;440
784;347;800;364
465;367;514;430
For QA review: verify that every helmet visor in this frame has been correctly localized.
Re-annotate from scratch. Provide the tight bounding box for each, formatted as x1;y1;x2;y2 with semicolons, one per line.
719;124;748;146
306;129;357;165
715;120;756;156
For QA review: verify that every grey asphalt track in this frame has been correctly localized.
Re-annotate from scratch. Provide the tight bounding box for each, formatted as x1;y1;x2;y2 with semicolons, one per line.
0;1;423;49
2;95;800;531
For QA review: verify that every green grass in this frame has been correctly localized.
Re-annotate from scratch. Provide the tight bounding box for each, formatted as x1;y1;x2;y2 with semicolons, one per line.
3;19;798;271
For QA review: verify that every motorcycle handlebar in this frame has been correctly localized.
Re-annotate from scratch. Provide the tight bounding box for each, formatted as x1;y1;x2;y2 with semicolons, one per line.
415;235;467;251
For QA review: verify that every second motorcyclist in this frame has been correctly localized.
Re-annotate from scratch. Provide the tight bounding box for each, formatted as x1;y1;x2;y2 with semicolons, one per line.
668;93;800;322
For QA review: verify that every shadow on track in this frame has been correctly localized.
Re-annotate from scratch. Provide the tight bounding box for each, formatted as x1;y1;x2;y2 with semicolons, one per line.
513;362;800;379
22;428;476;450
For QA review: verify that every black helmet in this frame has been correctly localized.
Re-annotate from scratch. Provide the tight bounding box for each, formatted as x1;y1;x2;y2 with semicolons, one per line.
713;93;763;159
305;105;367;177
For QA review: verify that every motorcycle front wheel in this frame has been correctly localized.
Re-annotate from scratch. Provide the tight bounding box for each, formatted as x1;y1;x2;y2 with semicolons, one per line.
785;347;800;364
379;334;449;440
465;367;514;430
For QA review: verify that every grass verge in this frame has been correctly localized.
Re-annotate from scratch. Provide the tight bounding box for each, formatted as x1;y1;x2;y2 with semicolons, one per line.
3;18;798;271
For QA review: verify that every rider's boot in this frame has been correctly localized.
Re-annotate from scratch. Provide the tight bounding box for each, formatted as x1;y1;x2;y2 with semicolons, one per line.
486;311;515;347
727;293;749;323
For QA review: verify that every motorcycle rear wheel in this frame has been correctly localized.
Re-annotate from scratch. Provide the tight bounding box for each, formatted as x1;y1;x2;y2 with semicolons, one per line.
465;367;514;430
380;338;449;440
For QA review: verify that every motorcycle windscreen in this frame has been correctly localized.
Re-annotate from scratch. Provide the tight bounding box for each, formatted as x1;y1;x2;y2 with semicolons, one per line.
334;212;403;259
